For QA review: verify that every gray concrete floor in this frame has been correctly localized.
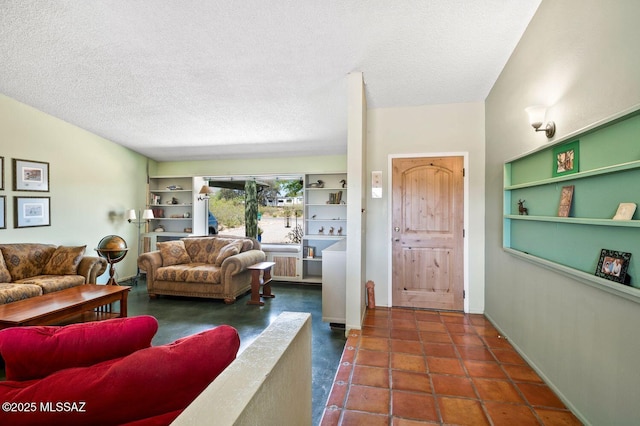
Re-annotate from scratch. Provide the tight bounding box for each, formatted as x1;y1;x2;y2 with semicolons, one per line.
126;279;346;425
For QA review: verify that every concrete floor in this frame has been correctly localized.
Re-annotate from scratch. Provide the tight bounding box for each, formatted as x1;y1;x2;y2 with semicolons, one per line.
126;279;346;425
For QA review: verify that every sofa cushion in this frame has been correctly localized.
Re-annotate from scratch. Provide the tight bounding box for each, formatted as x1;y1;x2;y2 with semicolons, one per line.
206;237;239;264
0;283;43;304
0;325;240;426
0;315;159;381
0;244;56;281
183;237;216;263
215;240;243;266
16;274;85;293
240;238;254;252
0;253;11;283
157;240;191;266
157;264;222;284
42;245;86;275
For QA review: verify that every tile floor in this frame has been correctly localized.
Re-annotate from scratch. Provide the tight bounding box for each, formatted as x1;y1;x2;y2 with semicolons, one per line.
320;307;582;425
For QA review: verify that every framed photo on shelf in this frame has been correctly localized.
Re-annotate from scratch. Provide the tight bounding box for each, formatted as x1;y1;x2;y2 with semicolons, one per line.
552;141;580;177
14;196;51;228
595;249;631;284
13;158;50;192
612;202;637;220
0;196;5;229
557;185;574;217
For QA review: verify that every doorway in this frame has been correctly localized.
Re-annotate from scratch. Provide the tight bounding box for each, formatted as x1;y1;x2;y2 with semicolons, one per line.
391;156;465;311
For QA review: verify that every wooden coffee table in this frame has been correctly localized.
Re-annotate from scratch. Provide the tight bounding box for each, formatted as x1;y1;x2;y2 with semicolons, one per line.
0;284;131;329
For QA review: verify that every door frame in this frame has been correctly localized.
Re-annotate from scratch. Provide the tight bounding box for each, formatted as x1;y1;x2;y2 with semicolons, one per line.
387;152;470;312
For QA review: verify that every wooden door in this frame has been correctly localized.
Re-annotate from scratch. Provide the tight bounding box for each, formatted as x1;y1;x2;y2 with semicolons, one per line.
391;156;464;310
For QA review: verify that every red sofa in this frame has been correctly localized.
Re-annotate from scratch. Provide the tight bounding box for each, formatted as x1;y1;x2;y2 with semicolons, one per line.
0;316;240;425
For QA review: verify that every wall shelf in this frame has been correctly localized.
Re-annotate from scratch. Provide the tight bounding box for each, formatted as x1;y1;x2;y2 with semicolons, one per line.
505;215;640;227
503;106;640;297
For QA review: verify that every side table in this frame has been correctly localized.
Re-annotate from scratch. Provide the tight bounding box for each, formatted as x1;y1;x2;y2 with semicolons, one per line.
247;262;276;306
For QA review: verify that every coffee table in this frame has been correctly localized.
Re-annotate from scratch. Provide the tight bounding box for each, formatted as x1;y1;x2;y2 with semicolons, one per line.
0;284;131;329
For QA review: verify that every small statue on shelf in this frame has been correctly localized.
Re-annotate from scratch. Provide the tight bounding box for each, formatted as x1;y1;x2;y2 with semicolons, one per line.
340;179;347;188
517;199;529;215
337;227;343;236
329;226;335;235
318;226;324;234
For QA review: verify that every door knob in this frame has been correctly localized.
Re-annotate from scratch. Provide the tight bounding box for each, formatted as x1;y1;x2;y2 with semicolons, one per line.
394;227;400;232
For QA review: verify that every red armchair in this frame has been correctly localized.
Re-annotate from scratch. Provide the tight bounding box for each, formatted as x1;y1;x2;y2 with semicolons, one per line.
0;316;240;425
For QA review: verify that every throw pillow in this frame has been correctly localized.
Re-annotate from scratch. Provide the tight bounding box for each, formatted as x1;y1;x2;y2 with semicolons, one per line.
0;325;240;426
42;245;86;275
0;243;56;281
0;252;12;282
157;240;191;266
0;315;159;381
215;240;243;267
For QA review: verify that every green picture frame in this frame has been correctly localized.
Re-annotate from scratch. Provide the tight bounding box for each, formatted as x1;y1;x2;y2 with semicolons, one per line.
552;140;580;177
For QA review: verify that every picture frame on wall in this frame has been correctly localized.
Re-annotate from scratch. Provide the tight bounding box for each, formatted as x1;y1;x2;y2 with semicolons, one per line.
14;196;51;228
0;196;5;229
552;140;580;177
0;156;4;190
595;249;631;284
13;158;50;192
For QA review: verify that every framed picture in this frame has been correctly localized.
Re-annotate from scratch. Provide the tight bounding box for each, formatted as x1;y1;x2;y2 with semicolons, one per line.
13;158;50;192
557;185;574;217
0;156;4;190
552;141;580;177
595;249;631;284
0;196;5;229
14;196;51;228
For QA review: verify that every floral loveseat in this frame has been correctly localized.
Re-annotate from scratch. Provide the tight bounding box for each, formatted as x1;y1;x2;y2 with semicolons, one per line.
138;235;265;303
0;244;107;305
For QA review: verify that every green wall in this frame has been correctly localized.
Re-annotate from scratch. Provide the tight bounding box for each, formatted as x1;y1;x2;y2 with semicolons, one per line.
0;94;149;282
485;0;640;424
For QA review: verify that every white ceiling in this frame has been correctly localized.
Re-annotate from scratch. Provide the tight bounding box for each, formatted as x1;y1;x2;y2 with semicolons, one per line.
0;1;541;161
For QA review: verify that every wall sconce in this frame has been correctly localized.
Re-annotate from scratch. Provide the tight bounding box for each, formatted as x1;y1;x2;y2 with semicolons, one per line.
127;209;154;223
525;105;556;138
197;184;214;201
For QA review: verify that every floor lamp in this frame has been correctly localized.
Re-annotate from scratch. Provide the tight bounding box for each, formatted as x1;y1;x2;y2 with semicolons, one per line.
127;208;154;285
198;185;214;235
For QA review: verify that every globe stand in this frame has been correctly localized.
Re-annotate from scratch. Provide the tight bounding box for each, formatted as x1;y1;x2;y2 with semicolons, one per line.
96;235;129;286
96;249;129;285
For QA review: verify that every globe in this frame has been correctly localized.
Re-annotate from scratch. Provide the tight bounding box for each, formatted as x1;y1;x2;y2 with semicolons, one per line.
97;235;128;263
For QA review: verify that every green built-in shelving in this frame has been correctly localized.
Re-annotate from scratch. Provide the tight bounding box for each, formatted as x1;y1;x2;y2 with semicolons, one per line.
503;104;640;303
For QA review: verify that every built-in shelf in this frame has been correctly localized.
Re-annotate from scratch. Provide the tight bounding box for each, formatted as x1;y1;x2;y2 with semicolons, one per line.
505;159;640;190
505;215;640;227
503;105;640;300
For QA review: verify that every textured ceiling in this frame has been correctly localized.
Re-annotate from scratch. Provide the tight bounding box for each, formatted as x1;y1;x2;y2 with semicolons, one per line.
0;1;541;161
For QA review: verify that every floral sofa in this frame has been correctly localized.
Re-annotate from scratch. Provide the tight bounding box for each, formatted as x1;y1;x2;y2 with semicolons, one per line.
0;243;108;305
138;235;266;303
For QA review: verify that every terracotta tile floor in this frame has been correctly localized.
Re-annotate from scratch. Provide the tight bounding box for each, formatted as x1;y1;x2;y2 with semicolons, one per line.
320;308;582;425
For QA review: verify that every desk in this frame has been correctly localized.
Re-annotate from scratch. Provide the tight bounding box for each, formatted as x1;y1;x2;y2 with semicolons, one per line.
247;262;276;306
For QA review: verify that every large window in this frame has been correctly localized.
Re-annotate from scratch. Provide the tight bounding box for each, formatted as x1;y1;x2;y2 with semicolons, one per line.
206;175;303;244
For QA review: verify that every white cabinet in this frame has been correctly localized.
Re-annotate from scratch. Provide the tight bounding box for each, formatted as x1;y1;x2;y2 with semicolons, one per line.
322;239;346;324
303;173;347;282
